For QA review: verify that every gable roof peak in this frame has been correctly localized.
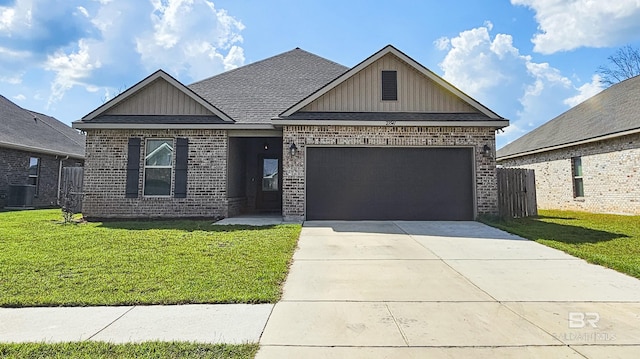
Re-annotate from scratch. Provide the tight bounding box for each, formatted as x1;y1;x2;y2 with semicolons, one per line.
280;44;504;119
79;69;233;122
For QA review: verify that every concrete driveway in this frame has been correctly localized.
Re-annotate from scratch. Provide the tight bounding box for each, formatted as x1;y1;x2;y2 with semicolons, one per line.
257;221;640;358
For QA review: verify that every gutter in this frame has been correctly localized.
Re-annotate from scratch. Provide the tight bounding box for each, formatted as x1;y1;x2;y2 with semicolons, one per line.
271;119;510;128
73;119;511;130
497;127;640;161
0;141;84;160
72;122;277;130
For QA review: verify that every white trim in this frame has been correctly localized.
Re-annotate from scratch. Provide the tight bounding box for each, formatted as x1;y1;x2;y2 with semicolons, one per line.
142;138;174;197
272;119;509;128
28;156;40;196
497;127;640;161
0;141;84;159
281;45;503;119
80;70;234;122
73;122;276;130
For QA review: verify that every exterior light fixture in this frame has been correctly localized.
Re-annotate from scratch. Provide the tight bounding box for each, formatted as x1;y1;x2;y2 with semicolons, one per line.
482;144;491;157
263;142;269;151
289;142;298;156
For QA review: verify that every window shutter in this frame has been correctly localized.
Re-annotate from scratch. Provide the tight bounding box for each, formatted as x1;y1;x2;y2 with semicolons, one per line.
174;137;188;198
125;138;141;198
381;71;397;101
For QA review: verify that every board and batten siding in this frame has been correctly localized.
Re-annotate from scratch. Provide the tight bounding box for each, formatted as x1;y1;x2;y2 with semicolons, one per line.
301;53;479;113
105;78;212;116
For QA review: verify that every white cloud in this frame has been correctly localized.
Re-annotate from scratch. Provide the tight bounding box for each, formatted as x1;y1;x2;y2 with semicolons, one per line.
44;39;102;104
525;62;571;87
77;6;90;18
0;73;22;84
436;22;600;148
0;45;30;58
490;34;519;59
0;0;246;107
433;37;450;51
13;94;26;101
0;0;37;34
136;0;245;80
0;7;15;31
564;74;604;107
223;45;244;70
512;0;640;54
438;25;525;97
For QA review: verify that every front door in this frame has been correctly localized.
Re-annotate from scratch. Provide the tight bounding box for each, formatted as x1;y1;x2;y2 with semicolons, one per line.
256;155;282;212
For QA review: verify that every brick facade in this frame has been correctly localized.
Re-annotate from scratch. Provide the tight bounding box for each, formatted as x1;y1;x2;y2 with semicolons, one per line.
84;126;499;220
82;129;228;219
498;132;640;215
282;125;499;221
0;147;83;208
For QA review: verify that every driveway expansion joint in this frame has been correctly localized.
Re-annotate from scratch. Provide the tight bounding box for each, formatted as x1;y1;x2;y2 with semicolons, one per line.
85;305;136;341
385;303;410;346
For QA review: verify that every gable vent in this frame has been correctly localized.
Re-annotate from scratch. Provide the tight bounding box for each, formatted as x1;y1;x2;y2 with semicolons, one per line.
381;70;398;101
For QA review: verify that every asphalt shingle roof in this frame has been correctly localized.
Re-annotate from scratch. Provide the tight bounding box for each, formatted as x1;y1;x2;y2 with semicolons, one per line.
188;48;348;124
0;95;85;158
497;75;640;159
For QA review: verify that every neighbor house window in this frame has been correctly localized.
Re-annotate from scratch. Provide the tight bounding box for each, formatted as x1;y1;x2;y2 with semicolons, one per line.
28;157;39;195
572;157;584;198
381;70;397;101
143;139;173;196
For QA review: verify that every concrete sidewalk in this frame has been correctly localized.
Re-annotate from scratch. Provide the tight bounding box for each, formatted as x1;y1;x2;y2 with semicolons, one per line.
0;304;272;344
257;221;640;358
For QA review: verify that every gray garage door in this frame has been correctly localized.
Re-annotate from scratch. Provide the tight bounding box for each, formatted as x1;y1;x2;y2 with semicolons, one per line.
306;147;474;220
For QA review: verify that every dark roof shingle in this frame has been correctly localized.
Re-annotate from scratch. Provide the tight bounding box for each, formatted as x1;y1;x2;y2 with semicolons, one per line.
0;95;85;158
188;48;348;124
497;75;640;159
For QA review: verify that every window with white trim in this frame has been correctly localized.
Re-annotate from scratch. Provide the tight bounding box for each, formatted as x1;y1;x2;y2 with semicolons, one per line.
28;157;39;196
572;157;584;198
143;139;173;196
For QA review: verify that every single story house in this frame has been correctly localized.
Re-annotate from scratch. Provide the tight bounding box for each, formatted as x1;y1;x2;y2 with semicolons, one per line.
0;95;85;208
497;75;640;215
73;45;508;221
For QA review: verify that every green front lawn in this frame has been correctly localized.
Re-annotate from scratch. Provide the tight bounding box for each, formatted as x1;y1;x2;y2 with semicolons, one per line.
481;210;640;279
0;209;301;307
0;342;258;359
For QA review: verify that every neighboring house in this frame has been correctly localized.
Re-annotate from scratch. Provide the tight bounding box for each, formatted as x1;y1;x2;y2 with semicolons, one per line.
73;45;508;221
0;95;85;208
497;75;640;215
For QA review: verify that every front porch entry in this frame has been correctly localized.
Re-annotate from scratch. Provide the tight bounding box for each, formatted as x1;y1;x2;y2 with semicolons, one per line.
227;136;283;217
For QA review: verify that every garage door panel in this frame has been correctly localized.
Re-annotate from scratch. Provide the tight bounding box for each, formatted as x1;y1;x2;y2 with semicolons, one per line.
306;147;474;220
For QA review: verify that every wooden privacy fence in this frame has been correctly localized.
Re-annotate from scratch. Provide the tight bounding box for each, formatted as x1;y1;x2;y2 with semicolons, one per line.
497;168;537;219
59;167;84;213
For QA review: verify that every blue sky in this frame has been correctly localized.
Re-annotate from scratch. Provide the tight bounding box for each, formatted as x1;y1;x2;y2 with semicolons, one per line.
2;0;640;148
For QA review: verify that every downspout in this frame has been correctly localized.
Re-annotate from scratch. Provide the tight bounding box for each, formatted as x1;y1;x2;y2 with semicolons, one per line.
57;156;69;205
